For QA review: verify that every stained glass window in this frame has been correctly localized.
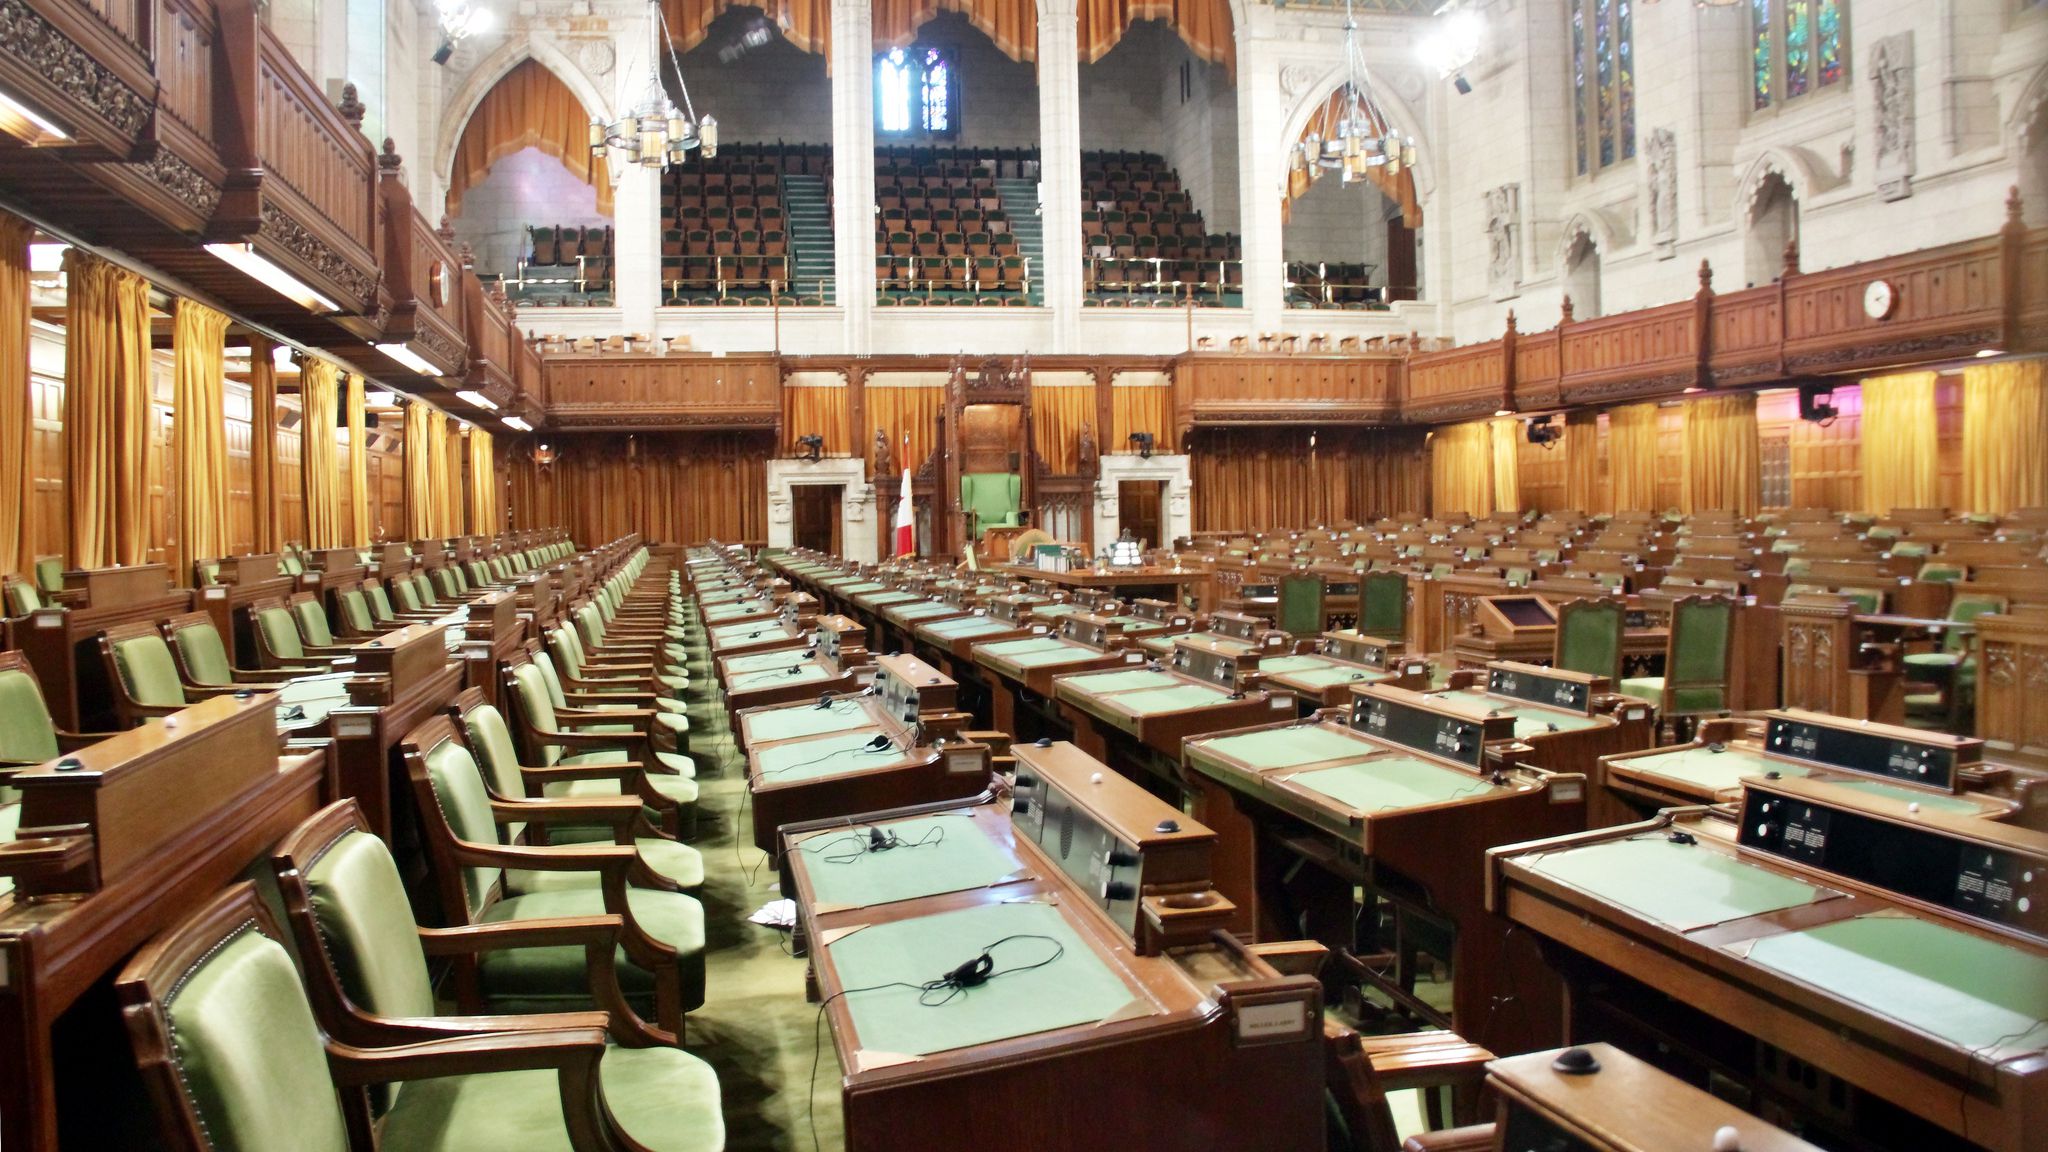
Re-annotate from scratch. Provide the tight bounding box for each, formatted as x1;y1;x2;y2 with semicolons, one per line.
1752;0;1848;111
1570;0;1633;175
875;46;958;137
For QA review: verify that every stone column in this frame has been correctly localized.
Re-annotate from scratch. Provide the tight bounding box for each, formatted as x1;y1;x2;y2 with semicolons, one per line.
1233;25;1286;329
1036;0;1083;352
609;16;662;331
832;0;877;352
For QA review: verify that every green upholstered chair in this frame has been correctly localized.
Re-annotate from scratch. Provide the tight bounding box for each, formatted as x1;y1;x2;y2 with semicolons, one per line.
2;575;41;616
431;566;466;600
1620;595;1735;730
1277;576;1325;637
548;625;690;700
1903;593;2007;728
960;472;1023;536
455;692;701;886
528;649;690;749
574;602;687;672
98;623;246;728
331;585;392;639
1553;597;1626;682
162;612;314;688
290;593;347;647
408;570;443;610
118;882;699;1152
1916;560;1967;585
250;598;352;669
0;651;112;798
400;718;705;1032
32;556;63;595
504;661;698;838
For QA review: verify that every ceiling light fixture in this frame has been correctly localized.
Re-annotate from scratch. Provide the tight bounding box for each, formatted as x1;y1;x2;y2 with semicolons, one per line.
503;415;535;432
455;389;499;410
1418;2;1484;89
1289;0;1415;186
365;390;398;407
204;244;339;313
431;0;492;65
0;87;69;144
375;341;444;376
589;0;716;170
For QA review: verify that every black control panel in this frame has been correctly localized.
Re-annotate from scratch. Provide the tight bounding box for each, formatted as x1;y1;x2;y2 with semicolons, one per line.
1209;612;1262;640
1171;638;1257;689
1763;715;1965;792
1009;769;1145;937
1321;632;1392;669
1487;664;1593;714
1349;693;1490;770
1738;785;2046;941
1059;614;1116;651
988;595;1050;624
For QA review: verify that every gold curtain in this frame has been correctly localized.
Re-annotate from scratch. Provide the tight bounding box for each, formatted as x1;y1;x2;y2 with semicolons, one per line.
1681;392;1761;516
426;409;454;537
1489;417;1520;513
1563;408;1600;512
345;374;371;545
1858;371;1938;515
1078;0;1234;74
63;251;153;569
1031;381;1095;475
447;422;468;534
1109;380;1173;452
448;60;611;218
874;0;1038;61
171;299;231;579
248;336;282;553
299;359;343;548
1961;359;2048;516
1607;402;1660;513
467;427;497;533
1191;427;1427;531
0;214;30;578
1429;421;1493;517
865;383;945;476
1284;84;1422;227
663;0;830;57
505;432;772;545
782;377;853;455
404;401;435;538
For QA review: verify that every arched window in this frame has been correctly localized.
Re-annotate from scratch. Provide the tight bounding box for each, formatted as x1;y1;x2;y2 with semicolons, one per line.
875;46;958;137
1569;0;1635;176
1752;0;1847;111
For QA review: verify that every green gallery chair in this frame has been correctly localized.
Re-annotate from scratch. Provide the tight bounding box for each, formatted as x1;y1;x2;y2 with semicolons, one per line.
1;575;42;617
1553;597;1626;682
401;717;706;1033
32;555;64;596
1619;595;1735;735
1902;592;2007;729
117;882;714;1152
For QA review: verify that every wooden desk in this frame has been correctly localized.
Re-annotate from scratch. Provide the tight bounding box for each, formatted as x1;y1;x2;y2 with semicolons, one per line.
15;565;193;730
194;554;298;668
1424;664;1655;828
0;695;327;1152
991;563;1207;602
328;623;465;841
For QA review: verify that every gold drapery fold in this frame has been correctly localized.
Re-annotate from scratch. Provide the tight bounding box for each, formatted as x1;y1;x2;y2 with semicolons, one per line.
63;251;153;568
1489;417;1520;513
248;336;282;553
1563;408;1600;512
467;427;497;533
1961;359;2048;515
427;409;455;538
447;422;468;534
1858;371;1939;515
171;299;231;579
1077;0;1234;75
1284;84;1422;226
1681;392;1760;516
404;402;436;538
1031;381;1095;475
1109;380;1173;453
0;214;30;577
448;59;611;218
1190;427;1427;531
865;383;945;475
506;433;771;545
1607;402;1660;513
874;0;1038;62
663;0;831;58
1429;421;1493;517
782;377;853;456
299;359;343;548
345;374;371;545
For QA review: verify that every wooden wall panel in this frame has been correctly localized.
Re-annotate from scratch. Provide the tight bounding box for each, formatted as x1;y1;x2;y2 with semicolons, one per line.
223;381;255;556
505;432;771;547
1516;433;1567;513
29;370;63;564
276;398;304;546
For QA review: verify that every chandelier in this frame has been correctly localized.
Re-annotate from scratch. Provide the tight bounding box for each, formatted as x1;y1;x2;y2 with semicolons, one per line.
430;0;491;65
589;0;717;169
1289;0;1416;186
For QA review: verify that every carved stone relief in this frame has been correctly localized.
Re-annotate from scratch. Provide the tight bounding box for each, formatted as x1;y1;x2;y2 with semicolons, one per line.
1871;33;1914;202
1484;183;1520;301
1643;127;1677;258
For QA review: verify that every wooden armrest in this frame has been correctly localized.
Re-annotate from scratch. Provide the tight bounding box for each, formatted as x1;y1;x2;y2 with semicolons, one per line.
327;1028;609;1087
0;831;94;882
1245;939;1330;979
492;796;640;831
1358;1032;1495;1092
520;764;640;787
418;916;623;956
1403;1125;1496;1152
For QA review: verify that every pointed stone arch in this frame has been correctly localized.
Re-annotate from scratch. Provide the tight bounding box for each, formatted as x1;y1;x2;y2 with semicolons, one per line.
436;36;612;196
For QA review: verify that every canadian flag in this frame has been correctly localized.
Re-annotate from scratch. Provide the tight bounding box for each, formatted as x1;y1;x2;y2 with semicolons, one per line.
893;434;914;557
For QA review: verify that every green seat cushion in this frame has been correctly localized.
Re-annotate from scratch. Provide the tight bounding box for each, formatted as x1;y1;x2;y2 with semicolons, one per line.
301;829;438;1019
1617;676;1725;713
171;624;238;686
545;769;700;807
477;887;705;1013
377;1043;724;1152
511;837;704;892
0;670;59;764
112;635;190;708
1901;652;1964;669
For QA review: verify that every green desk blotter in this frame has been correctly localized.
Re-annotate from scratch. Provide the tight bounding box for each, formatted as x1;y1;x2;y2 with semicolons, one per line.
795;813;1028;911
1442;694;1604;736
1614;746;1789;796
1739;915;2048;1055
710;621;792;643
1523;835;1827;931
742;701;878;744
728;664;831;692
1826;779;1997;817
1059;669;1181;694
839;582;886;595
723;650;817;674
697;590;748;605
825;900;1146;1061
753;730;905;785
1195;724;1374;771
1138;636;1176;655
704;603;772;622
860;592;923;607
1003;645;1114;670
1112;684;1232;716
1286;756;1502;815
977;637;1072;659
888;603;960;622
923;617;1013;638
1261;656;1335;676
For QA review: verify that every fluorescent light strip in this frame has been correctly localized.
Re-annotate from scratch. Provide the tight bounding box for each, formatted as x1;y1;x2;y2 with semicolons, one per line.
204;243;339;313
376;341;444;376
365;390;398;407
503;416;534;432
455;389;498;410
0;88;68;142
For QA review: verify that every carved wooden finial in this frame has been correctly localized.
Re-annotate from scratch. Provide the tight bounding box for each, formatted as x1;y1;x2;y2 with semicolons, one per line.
2007;184;2024;224
1504;309;1517;332
1697;258;1713;292
338;83;365;131
1781;237;1800;278
1560;295;1575;323
438;215;456;243
378;137;402;172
